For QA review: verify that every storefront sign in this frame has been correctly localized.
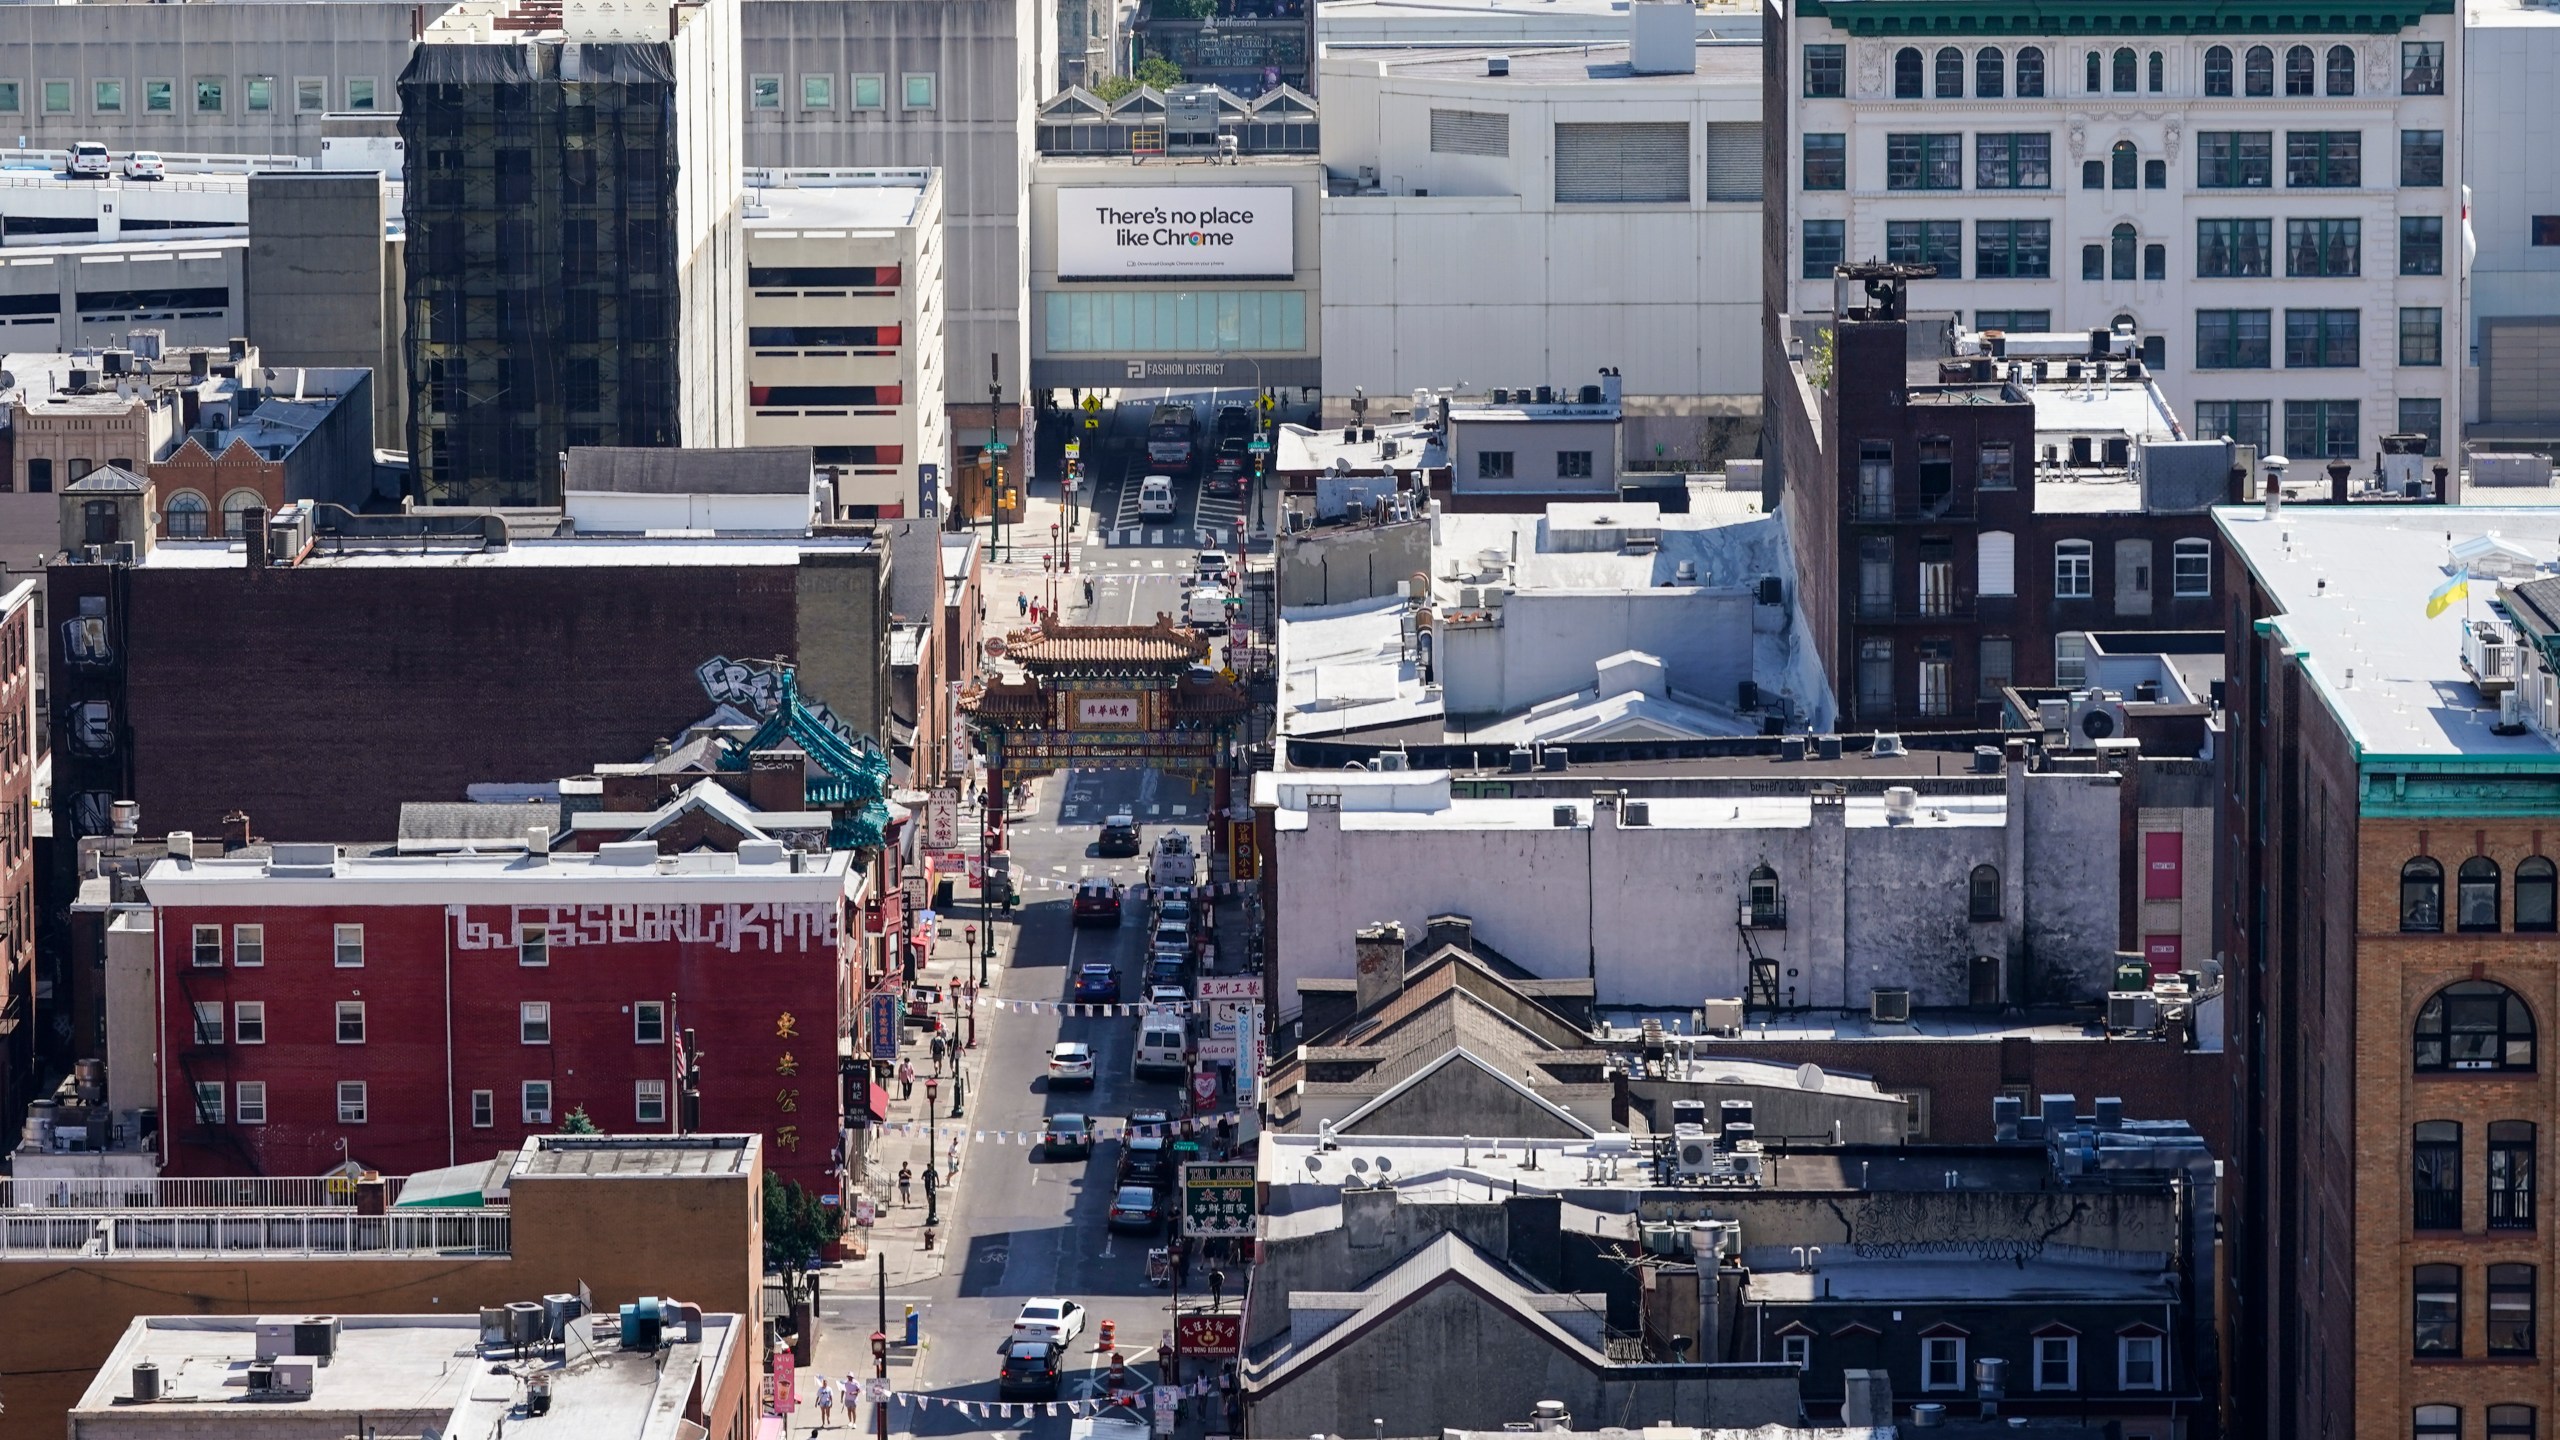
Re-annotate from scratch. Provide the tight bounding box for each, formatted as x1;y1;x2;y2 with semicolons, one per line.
1076;695;1141;728
868;992;902;1060
1176;1312;1242;1358
927;789;960;851
1057;186;1294;279
1181;1161;1257;1237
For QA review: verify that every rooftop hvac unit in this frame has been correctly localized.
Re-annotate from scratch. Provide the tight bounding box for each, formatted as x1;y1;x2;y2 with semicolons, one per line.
1700;998;1743;1034
1551;805;1578;827
1673;1124;1715;1175
2106;991;2158;1034
1882;786;1918;822
268;1359;315;1398
1622;801;1651;826
1870;987;1912;1024
2067;692;2130;749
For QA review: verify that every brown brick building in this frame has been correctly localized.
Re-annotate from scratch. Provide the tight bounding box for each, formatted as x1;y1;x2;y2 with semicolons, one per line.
2221;500;2560;1440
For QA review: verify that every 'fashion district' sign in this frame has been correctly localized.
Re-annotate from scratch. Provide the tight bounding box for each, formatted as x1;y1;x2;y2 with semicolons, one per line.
1056;186;1294;279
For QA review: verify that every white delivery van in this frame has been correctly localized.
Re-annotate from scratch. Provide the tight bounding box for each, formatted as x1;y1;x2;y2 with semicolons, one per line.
1184;586;1230;634
1137;475;1175;516
1134;1013;1189;1080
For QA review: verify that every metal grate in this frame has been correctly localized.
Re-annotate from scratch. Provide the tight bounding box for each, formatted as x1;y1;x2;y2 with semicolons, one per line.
1554;121;1690;204
1429;108;1509;157
1704;121;1762;201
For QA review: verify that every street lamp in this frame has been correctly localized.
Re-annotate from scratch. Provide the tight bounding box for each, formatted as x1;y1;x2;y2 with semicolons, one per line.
870;1328;891;1440
922;1077;941;1227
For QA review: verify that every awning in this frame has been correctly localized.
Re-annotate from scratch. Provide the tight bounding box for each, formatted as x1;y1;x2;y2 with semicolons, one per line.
393;1156;512;1209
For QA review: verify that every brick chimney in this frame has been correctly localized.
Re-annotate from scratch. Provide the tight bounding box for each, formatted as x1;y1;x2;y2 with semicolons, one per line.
1352;921;1406;1015
748;745;809;813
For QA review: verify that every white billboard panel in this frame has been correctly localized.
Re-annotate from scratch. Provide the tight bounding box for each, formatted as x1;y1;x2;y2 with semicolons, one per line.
1057;186;1295;279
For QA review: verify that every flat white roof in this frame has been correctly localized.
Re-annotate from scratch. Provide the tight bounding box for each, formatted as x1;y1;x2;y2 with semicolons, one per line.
2024;376;2181;442
1261;772;2008;832
143;846;858;907
139;536;873;569
2215;502;2560;763
1278;596;1441;737
744;179;931;231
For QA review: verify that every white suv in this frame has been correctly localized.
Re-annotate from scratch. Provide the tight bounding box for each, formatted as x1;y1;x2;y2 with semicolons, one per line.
1048;1041;1096;1088
123;152;166;181
67;142;112;179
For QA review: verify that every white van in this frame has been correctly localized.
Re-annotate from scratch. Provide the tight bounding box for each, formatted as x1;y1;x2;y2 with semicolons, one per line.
1137;475;1175;516
1134;1014;1189;1080
1184;586;1230;634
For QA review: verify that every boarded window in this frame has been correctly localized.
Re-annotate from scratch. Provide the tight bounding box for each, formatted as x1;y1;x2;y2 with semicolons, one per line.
1430;108;1509;157
1977;530;2016;597
1705;121;1763;201
1555;121;1690;203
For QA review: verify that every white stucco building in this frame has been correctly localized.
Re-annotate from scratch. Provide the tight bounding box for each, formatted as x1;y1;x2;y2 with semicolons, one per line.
742;169;949;520
1771;0;2465;467
1319;26;1766;467
2463;0;2560;440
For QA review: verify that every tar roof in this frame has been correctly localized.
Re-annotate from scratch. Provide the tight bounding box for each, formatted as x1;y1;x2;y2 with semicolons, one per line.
2214;503;2560;764
565;446;815;496
74;1314;482;1418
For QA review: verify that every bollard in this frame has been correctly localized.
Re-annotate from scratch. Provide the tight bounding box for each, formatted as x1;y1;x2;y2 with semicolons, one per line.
903;1306;919;1347
1097;1317;1117;1351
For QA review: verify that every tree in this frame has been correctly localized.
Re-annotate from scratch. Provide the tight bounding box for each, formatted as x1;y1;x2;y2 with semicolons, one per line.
764;1174;842;1304
1090;55;1186;103
557;1105;601;1135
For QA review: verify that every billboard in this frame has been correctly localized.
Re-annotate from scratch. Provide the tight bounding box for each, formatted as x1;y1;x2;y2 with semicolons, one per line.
1057;187;1295;279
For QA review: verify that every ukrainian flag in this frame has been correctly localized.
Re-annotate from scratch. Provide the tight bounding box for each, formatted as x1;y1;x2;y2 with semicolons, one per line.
2426;571;2469;619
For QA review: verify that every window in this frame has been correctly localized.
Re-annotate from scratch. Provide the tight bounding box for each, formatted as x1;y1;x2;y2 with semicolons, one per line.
2418;1408;2462;1440
1886;134;1963;190
2195;401;2272;453
2285;309;2361;369
1969;864;2003;922
2145;159;2166;190
636;1079;668;1125
1922;1335;1966;1391
521;1001;552;1045
43;81;70;114
2402;308;2444;368
2111;223;2138;280
2456;856;2503;930
519;924;550;967
296;77;325;113
2323;43;2356;96
338;1081;369;1124
2417;979;2538;1072
2055;540;2093;598
2055;632;2089;688
1976;48;2005;98
1975;133;2050;189
2017;47;2046;96
192;924;223;968
1979;442;2015;490
334;924;363;967
2286;131;2361;188
636;1001;668;1044
2519;859;2557;932
246;76;273;111
1804;44;1846;97
2113;47;2137;92
1476;451;1514;481
853;74;885;109
2403;858;2447;930
2403;41;2444;94
1555;451;1595;480
1977;529;2016;598
2415;1121;2462;1229
194;1081;225;1126
1857;638;1894;718
1803;220;1845;278
1887;220;1964;275
1803;133;1845;189
234;924;264;967
194;76;223;112
93;79;122;113
523;1080;553;1123
2243;43;2274;95
2402;130;2444;187
2197;310;2273;371
2118;1333;2164;1389
2159;541;2210;602
1858;443;1894;521
2401;399;2444;458
2492;1121;2537;1229
1934;46;1965;97
2284;401;2360;461
235;1082;267;1124
336;1001;366;1045
0;82;17;113
1917;640;1953;717
2148;50;2165;91
2491;1407;2537;1440
234;1002;265;1046
2492;1264;2538;1356
2205;45;2234;95
1895;47;1923;98
2283;44;2315;96
193;1001;223;1046
902;73;935;108
796;73;833;109
165;491;209;537
2033;1333;2077;1390
1980;637;2014;699
2085;50;2102;93
2112;140;2138;190
2402;216;2444;275
2539;217;2560;248
1975;221;2050;278
471;1090;494;1128
2197;131;2273;188
750;74;781;108
2082;159;2105;190
345;77;376;111
2286;218;2361;276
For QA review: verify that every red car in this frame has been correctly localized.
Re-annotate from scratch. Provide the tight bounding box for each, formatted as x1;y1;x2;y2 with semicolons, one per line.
1073;876;1124;926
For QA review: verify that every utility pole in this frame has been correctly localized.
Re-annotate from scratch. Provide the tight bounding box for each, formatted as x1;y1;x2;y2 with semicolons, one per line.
987;354;1006;565
871;1253;890;1440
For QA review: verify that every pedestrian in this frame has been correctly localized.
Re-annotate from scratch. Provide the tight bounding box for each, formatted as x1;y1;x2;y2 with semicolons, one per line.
898;1058;915;1101
947;1134;962;1177
816;1378;835;1428
898;1163;913;1207
1083;577;1095;607
930;1030;946;1073
1017;592;1028;617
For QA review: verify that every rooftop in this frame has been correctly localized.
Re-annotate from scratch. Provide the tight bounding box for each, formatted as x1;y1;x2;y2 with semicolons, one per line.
1744;1255;2178;1305
742;173;935;231
1361;40;1763;83
510;1132;759;1179
564;446;815;496
141;841;855;900
137;534;874;569
2215;502;2560;764
1258;770;2010;832
168;372;369;465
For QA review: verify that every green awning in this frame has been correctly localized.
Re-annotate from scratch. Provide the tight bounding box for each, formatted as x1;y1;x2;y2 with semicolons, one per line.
394;1157;512;1209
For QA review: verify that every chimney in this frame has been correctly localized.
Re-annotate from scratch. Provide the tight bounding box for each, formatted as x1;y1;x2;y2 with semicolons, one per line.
748;745;810;813
1694;1261;1721;1363
1840;1370;1894;1427
1352;921;1406;1014
525;825;551;862
242;507;270;569
221;811;253;853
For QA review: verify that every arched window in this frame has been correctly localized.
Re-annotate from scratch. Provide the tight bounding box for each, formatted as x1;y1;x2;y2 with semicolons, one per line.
2284;44;2314;95
2112;47;2137;92
2147;51;2164;91
1895;47;1925;98
2085;50;2102;93
2016;47;2046;97
2413;1120;2461;1229
2517;858;2556;933
1976;47;2006;98
2415;979;2537;1072
220;490;266;538
2326;44;2356;95
2112;139;2138;189
2204;45;2234;95
2461;857;2504;932
1968;864;2002;922
164;490;209;538
2415;1408;2461;1440
2081;159;2105;190
2111;222;2138;280
2144;158;2166;189
2244;45;2274;96
1746;864;1783;927
2490;1407;2538;1440
1936;47;1965;98
2403;857;2445;931
2143;242;2166;280
2081;243;2104;281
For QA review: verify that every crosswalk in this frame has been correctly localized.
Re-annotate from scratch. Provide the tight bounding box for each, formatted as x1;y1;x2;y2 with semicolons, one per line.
1102;526;1229;548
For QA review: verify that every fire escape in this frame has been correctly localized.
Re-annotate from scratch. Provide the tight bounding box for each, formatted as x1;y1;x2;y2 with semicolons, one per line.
173;948;259;1174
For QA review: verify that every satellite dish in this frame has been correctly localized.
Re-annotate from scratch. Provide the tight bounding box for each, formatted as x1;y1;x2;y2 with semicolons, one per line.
1350;1157;1369;1174
1373;1156;1393;1172
1795;1062;1826;1092
1304;1155;1323;1173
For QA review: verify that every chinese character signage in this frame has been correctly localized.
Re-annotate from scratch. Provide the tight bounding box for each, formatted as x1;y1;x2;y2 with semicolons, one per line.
1176;1312;1242;1357
1182;1161;1257;1237
1197;977;1262;1002
1076;695;1141;728
927;789;960;851
868;992;902;1060
1228;820;1258;880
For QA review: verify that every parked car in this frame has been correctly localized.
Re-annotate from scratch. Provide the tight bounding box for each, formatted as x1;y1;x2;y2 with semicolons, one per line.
1049;1041;1096;1088
1041;1114;1093;1160
1148;984;1188;1010
122;151;165;181
1107;1183;1165;1233
1072;876;1124;926
1097;813;1141;857
1155;893;1196;933
67;142;112;179
1148;954;1188;992
999;1338;1066;1398
1012;1297;1088;1346
1191;552;1232;589
1073;964;1121;1003
1151;918;1192;955
1120;1134;1171;1189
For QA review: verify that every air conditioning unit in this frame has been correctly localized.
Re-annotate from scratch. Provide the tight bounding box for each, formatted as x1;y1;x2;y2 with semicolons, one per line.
1622;801;1651;826
525;1108;552;1125
2105;992;2158;1034
1870;988;1912;1024
1673;1124;1715;1176
1700;997;1743;1034
2067;692;2130;749
268;1359;315;1398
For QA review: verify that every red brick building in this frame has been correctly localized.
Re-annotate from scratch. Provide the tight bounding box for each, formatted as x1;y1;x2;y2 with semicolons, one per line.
0;579;36;1127
139;840;862;1196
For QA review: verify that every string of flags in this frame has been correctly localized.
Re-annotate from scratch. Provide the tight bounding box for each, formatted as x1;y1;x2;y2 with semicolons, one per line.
999;877;1256;899
980;997;1204;1018
868;1108;1245;1144
808;1375;1227;1418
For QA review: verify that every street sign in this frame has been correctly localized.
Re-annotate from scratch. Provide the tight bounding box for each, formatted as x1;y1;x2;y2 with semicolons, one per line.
1065;441;1081;458
1182;1161;1257;1237
927;789;960;851
1229;820;1259;881
1085;417;1101;429
1246;438;1269;453
1176;1312;1242;1358
1198;977;1261;1001
1192;1066;1220;1111
1255;393;1275;412
868;992;902;1059
988;441;1010;454
1083;394;1104;413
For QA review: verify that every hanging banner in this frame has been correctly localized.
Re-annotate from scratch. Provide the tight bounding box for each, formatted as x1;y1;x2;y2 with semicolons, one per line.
927;789;960;851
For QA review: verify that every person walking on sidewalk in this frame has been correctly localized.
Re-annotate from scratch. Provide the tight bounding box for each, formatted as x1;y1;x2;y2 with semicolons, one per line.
930;1030;947;1075
947;1133;962;1178
815;1378;835;1429
1017;592;1029;617
898;1163;913;1207
898;1058;915;1100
